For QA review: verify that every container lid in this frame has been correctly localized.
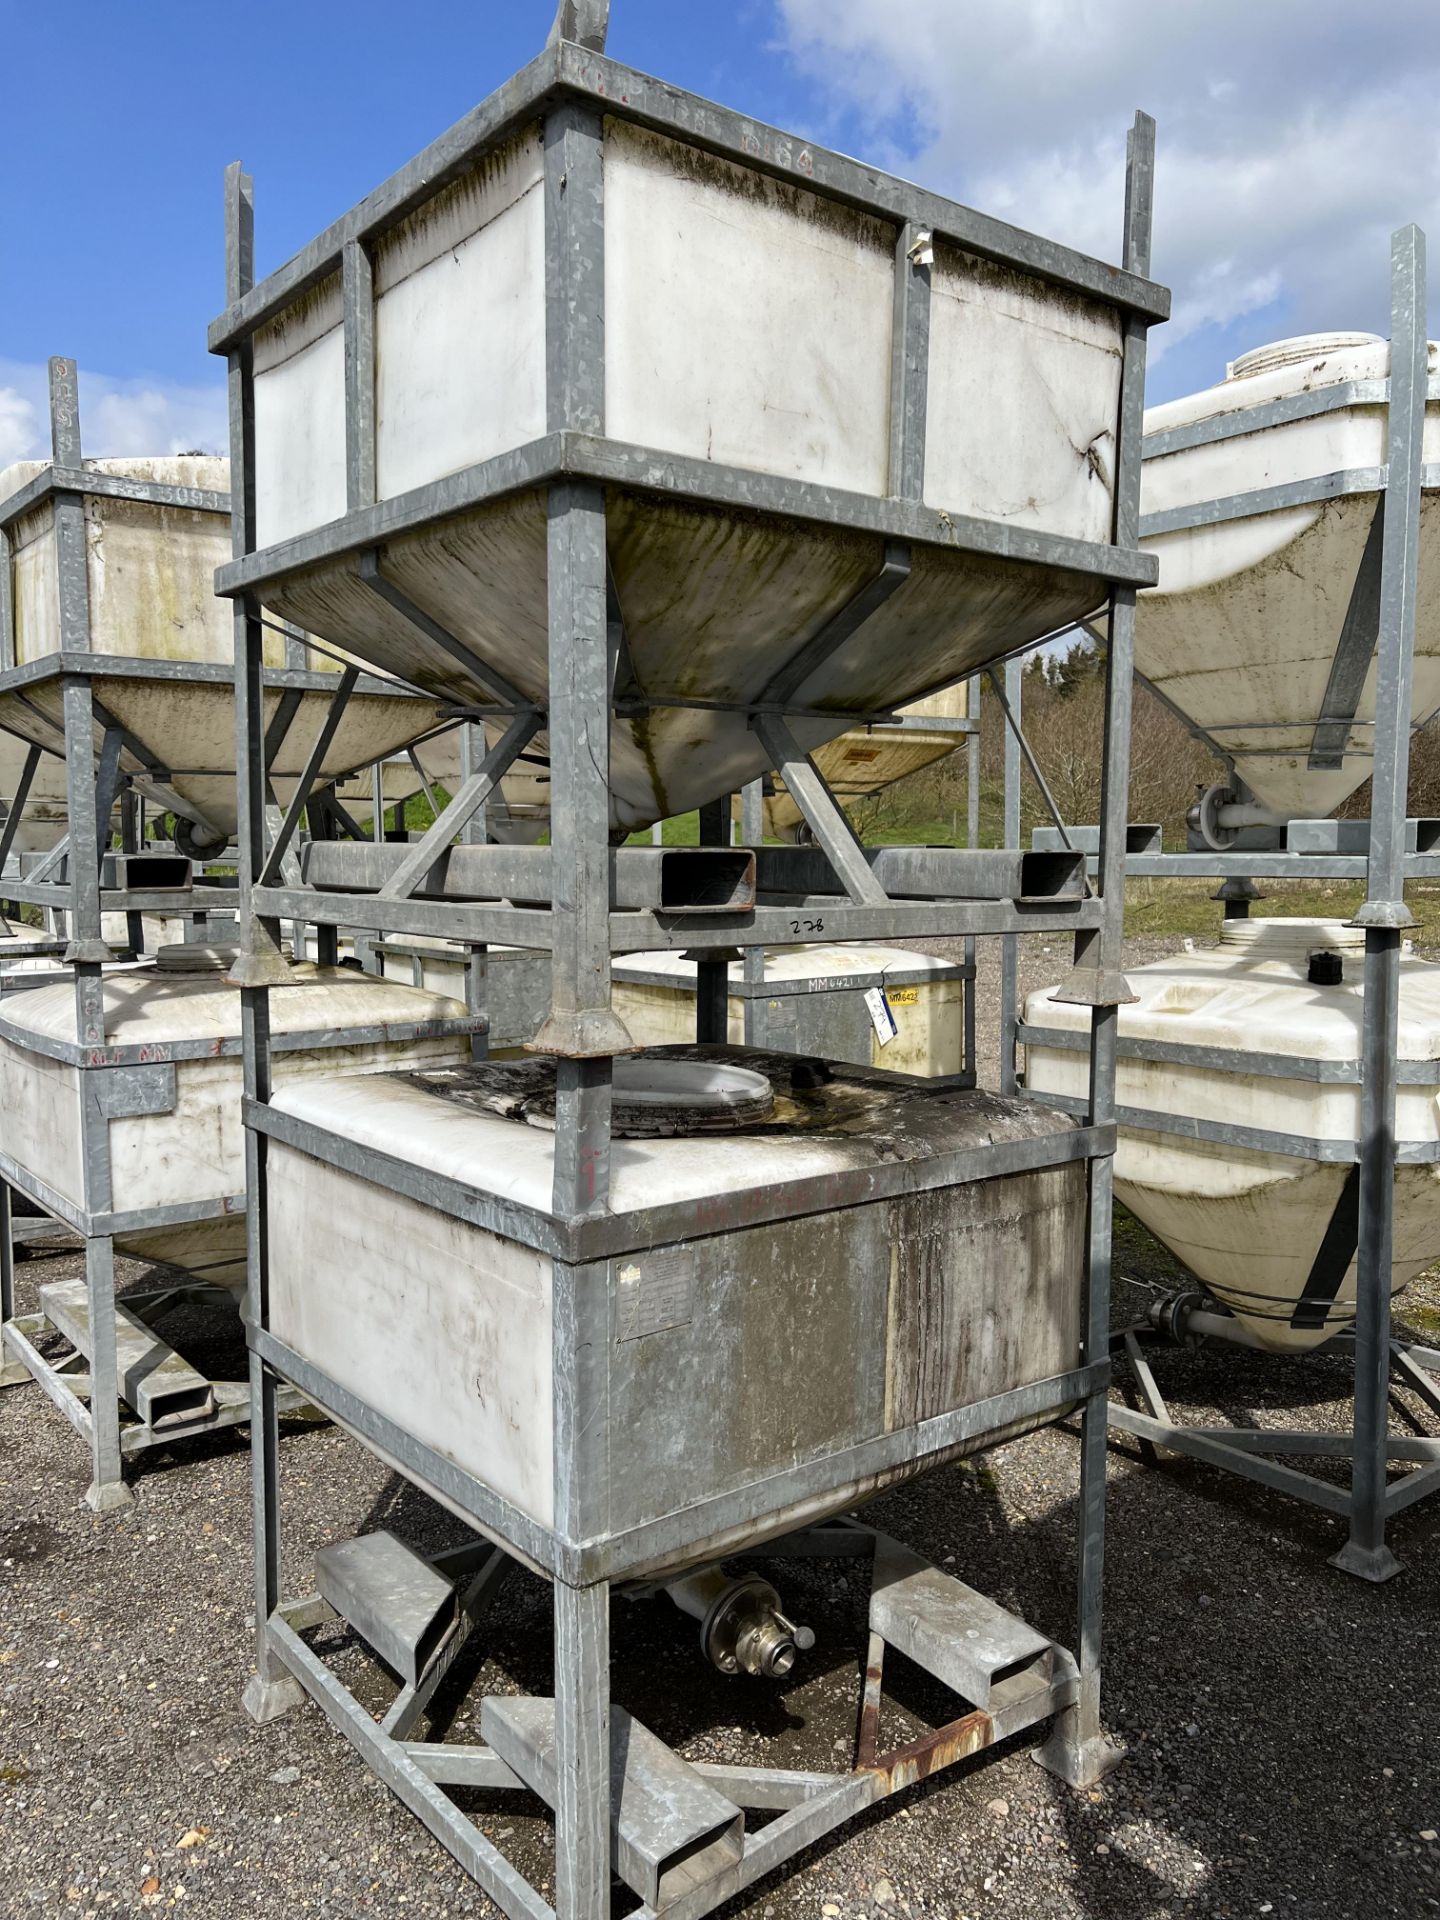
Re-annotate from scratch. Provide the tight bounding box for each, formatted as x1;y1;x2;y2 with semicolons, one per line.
1226;333;1383;380
155;943;241;974
391;1052;788;1138
1217;916;1364;957
610;1057;773;1120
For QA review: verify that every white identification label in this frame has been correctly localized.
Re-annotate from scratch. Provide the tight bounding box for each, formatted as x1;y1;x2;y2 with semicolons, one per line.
864;985;898;1046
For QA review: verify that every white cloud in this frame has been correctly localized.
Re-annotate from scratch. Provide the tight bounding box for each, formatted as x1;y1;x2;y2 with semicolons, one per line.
0;359;226;466
774;0;1440;395
0;387;38;468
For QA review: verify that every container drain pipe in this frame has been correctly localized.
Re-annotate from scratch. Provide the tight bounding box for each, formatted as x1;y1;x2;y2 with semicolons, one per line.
1148;1291;1274;1351
663;1569;814;1678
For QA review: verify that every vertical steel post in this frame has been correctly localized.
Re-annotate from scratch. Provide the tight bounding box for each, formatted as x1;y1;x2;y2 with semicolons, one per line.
964;675;981;1082
552;1579;611;1920
228;161;302;1724
82;1236;128;1511
1039;110;1153;1790
226;175;291;996
0;519;13;673
1334;224;1428;1583
534;102;630;1215
458;724;491;1060
0;1181;19;1390
998;657;1022;1093
343;238;377;514
740;779;766;1047
61;675;113;1047
695;797;732;1043
49;363;115;1045
120;788;144;954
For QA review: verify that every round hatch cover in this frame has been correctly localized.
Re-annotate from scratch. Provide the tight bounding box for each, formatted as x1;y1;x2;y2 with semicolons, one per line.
154;943;241;974
403;1053;779;1137
607;1057;775;1133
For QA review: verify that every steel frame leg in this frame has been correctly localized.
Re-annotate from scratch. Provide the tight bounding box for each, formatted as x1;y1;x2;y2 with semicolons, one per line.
83;1234;131;1512
553;1580;610;1920
0;1177;24;1390
1332;224;1427;1581
1037;1134;1124;1789
243;1354;304;1722
1331;930;1405;1583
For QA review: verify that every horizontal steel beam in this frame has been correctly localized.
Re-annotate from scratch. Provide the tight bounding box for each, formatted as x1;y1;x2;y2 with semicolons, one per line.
1056;850;1440;881
253;884;1101;949
39;1278;216;1429
314;1531;459;1688
1141;375;1440;461
1025;1088;1440;1163
752;845;1086;903
1107;1404;1353;1516
1139;464;1440;541
303;841;757;914
207;47;1167;357
250;1093;1114;1261
481;1698;744;1912
0;463;230;532
214;431;1159;601
1033;823;1162;857
614;957;973;998
48;852;193;893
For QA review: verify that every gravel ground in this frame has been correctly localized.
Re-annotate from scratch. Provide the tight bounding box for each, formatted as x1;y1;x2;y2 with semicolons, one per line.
2;931;1439;1920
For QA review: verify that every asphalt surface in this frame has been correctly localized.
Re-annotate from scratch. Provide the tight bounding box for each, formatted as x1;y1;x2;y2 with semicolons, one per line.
2;931;1438;1920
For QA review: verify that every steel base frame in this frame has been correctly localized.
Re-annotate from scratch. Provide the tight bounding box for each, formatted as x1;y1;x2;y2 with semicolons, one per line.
1109;1322;1440;1581
0;1175;312;1511
245;1515;1104;1920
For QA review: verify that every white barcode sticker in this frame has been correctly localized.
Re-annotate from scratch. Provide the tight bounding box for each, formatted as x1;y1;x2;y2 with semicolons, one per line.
864;985;898;1046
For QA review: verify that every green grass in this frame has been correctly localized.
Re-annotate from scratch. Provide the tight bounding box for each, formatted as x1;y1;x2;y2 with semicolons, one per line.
1124;878;1440;947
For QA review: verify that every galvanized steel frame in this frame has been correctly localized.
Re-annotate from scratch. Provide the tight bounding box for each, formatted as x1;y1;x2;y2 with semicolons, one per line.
227;24;1160;1911
0;349;476;1512
1027;225;1437;1578
251;1518;1081;1920
1109;1324;1440;1524
206;45;1167;362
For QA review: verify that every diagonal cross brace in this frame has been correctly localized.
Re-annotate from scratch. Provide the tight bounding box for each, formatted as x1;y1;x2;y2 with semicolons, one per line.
985;664;1086;872
377;711;542;901
751;712;889;907
25;830;71;887
1309;506;1386;770
356;550;533;713
0;745;42;883
760;540;911;710
404;746;441;824
92;727;126;867
259;666;359;888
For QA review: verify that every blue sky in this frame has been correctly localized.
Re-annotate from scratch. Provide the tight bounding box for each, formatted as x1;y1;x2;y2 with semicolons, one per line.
2;0;1436;461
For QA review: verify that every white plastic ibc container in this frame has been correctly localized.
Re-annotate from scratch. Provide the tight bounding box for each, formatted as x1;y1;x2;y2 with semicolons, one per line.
1024;917;1440;1351
611;946;966;1076
1139;333;1440;822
